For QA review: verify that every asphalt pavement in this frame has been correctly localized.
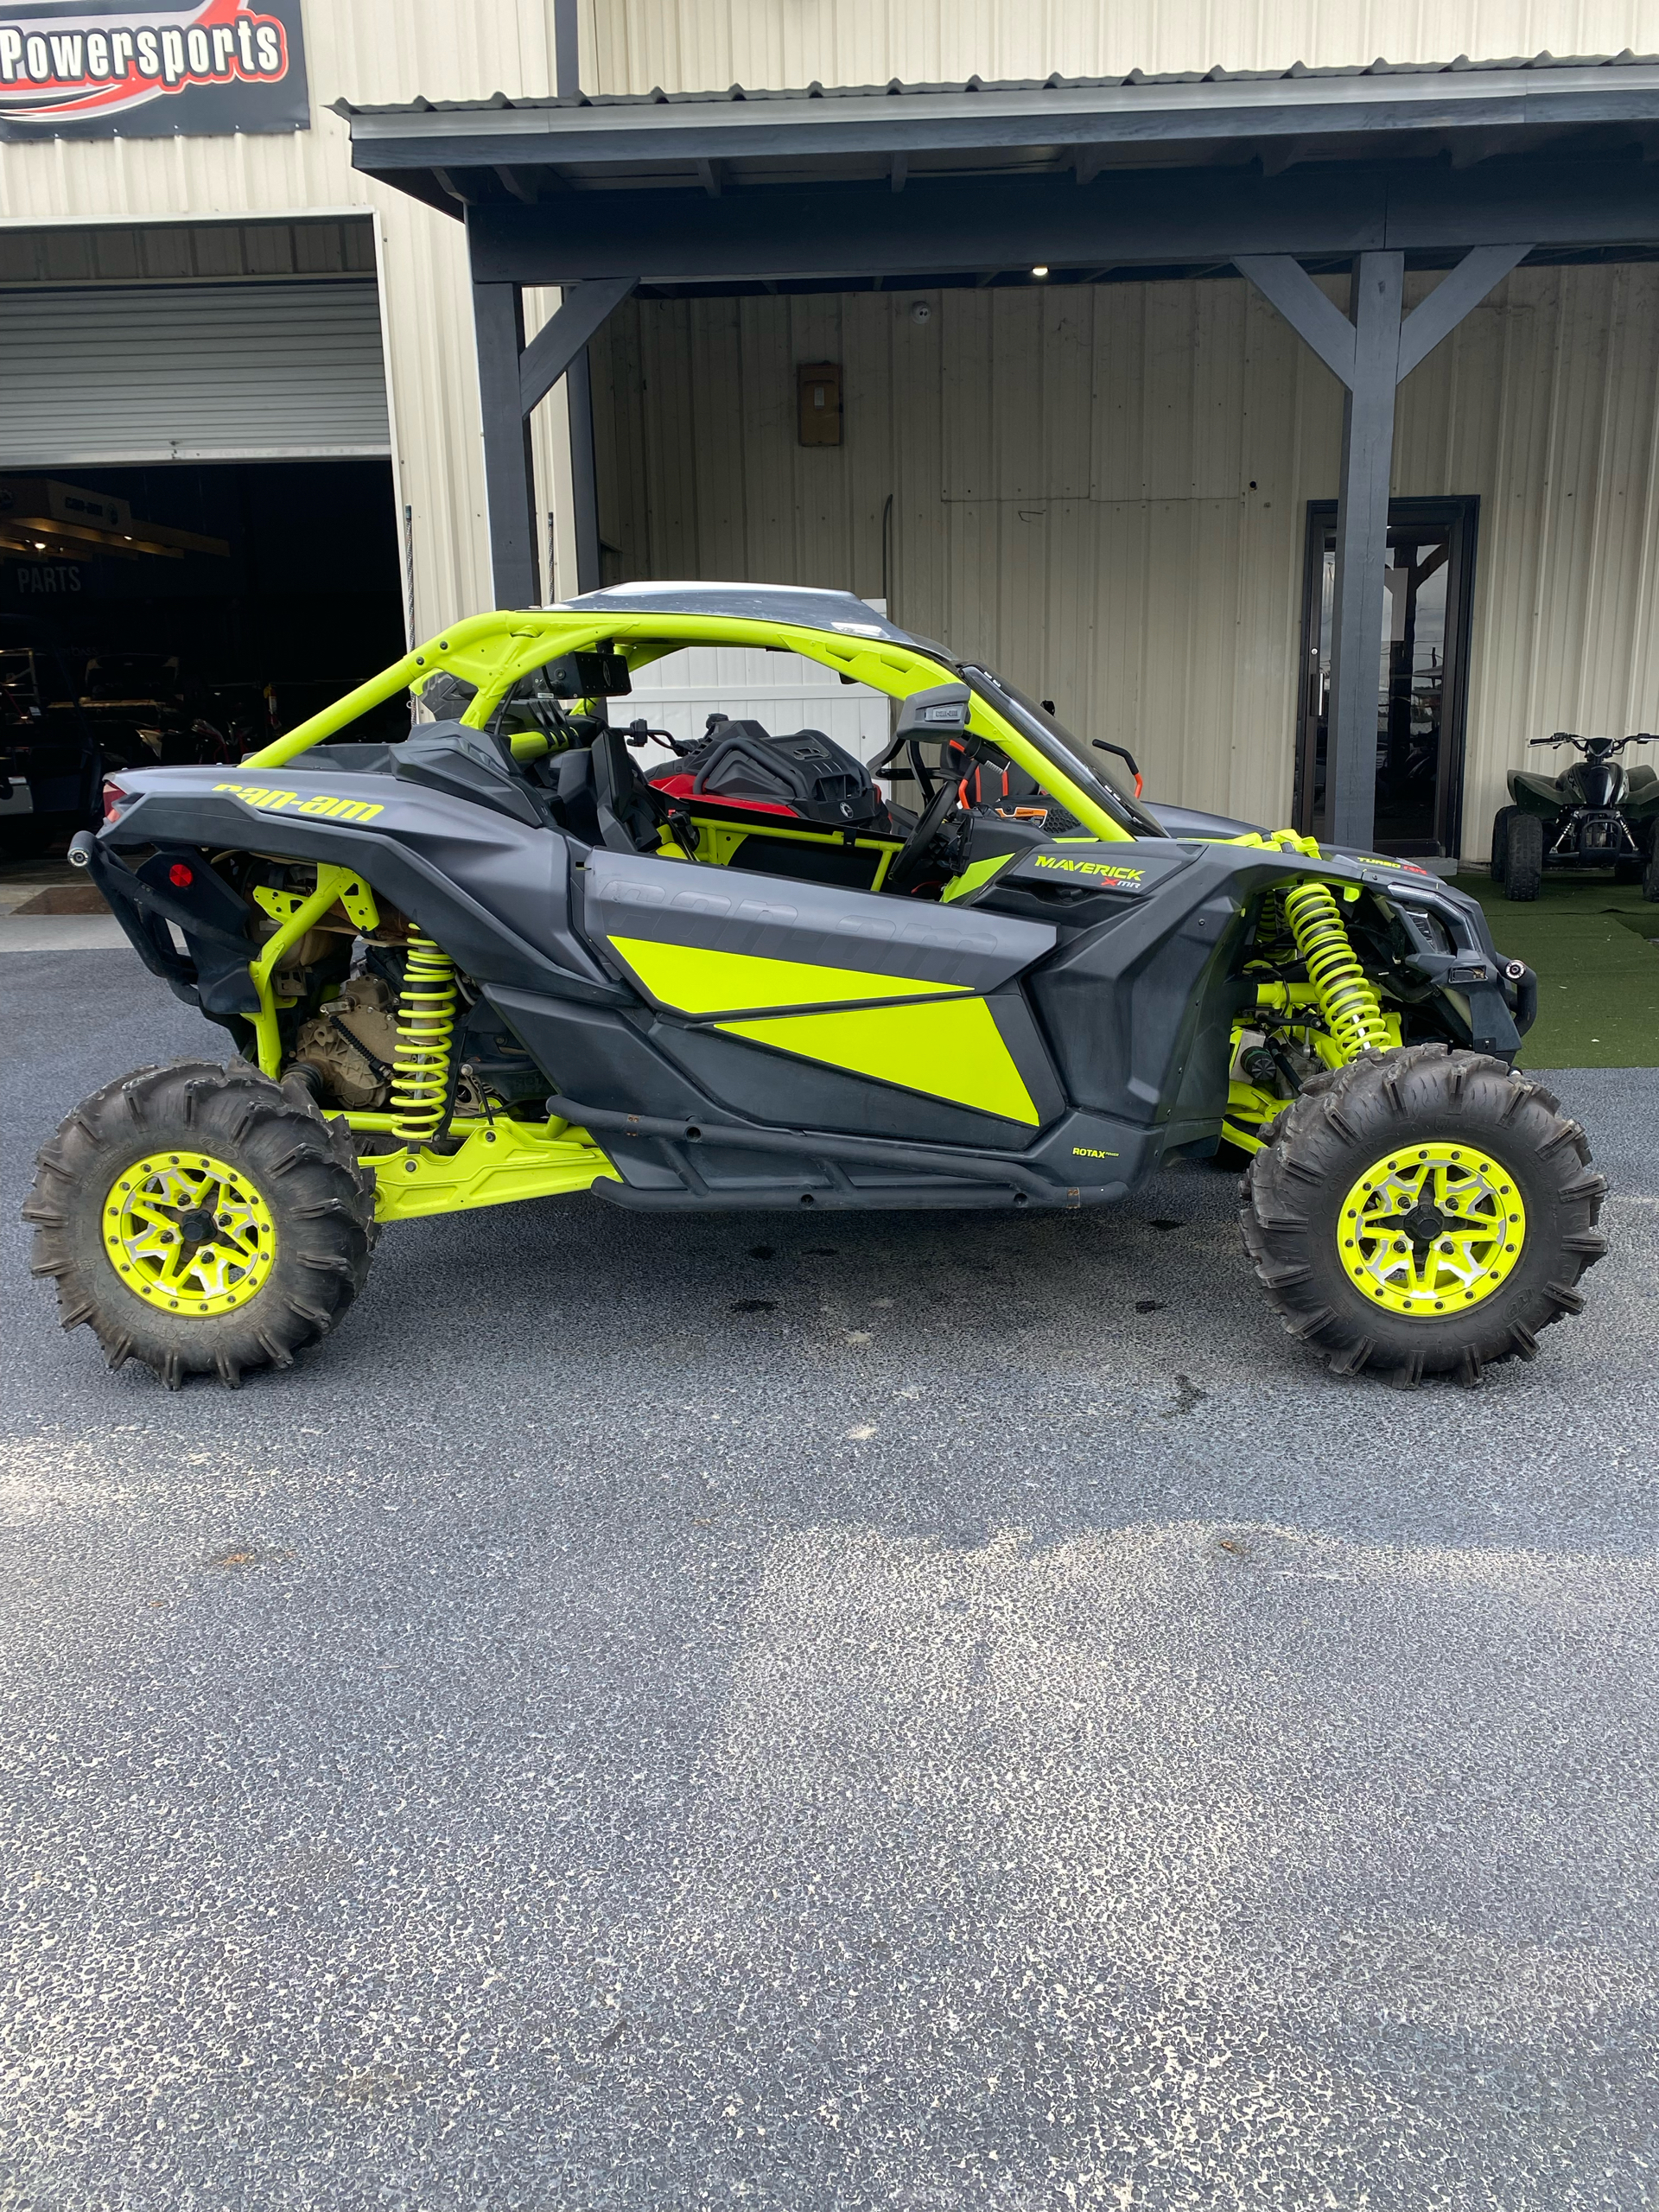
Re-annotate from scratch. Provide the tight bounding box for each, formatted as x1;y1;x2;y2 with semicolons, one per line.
3;948;1658;2212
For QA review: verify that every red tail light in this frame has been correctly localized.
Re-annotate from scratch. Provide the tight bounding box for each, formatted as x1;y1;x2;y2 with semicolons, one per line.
101;780;130;823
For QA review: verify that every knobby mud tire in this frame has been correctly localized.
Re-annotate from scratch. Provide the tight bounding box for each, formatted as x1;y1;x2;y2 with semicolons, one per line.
1489;804;1516;885
23;1059;378;1389
1240;1045;1607;1387
1503;810;1544;899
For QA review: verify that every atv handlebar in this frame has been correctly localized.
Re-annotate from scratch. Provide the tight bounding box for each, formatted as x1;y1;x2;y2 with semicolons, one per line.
1531;731;1656;753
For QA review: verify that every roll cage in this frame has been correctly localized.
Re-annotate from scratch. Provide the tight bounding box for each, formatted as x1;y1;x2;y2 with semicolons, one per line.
240;607;1152;851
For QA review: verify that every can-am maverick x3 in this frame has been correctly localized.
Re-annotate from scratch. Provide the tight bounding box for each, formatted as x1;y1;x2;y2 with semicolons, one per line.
24;584;1605;1389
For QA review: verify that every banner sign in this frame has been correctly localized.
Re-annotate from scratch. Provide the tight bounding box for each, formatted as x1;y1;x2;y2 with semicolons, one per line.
0;0;308;137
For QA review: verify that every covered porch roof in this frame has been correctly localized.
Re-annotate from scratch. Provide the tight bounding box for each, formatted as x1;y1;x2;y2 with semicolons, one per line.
340;52;1659;849
340;52;1659;289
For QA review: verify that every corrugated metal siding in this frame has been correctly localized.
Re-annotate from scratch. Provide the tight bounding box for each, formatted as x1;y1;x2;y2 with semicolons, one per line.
0;280;391;464
0;1;575;633
619;644;890;773
590;266;1659;853
592;2;1659;92
1;0;1656;831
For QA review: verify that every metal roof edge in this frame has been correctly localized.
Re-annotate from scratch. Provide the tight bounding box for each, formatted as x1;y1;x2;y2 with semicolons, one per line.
333;52;1659;123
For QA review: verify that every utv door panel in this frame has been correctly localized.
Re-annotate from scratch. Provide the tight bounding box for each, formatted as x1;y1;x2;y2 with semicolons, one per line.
579;850;1054;995
648;1018;1050;1148
716;996;1039;1124
577;850;1063;1141
606;934;968;1016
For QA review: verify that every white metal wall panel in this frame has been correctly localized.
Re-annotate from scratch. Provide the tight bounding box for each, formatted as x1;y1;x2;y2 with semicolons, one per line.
0;280;391;464
0;1;574;632
3;0;1658;770
594;2;1659;92
619;645;890;775
590;265;1659;856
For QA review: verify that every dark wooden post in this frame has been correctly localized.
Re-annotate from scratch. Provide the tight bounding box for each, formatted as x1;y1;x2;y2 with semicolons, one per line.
469;269;539;609
1326;251;1404;848
1237;243;1531;851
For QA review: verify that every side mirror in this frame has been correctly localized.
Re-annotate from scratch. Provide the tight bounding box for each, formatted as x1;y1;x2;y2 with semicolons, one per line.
893;681;971;739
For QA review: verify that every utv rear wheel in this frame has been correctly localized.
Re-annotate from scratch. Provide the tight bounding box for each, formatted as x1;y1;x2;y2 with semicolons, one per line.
1644;842;1659;902
1503;810;1543;899
22;1060;377;1389
1240;1046;1607;1385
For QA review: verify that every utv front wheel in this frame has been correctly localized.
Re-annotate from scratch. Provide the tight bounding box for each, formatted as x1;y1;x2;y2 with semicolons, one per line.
1240;1046;1607;1384
23;1060;377;1388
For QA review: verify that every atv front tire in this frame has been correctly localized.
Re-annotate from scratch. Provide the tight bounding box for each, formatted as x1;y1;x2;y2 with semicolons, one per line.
23;1060;377;1389
1503;810;1544;899
1489;804;1516;886
1240;1046;1607;1385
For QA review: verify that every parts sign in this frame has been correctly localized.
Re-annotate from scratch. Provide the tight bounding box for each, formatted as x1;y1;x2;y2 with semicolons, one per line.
0;0;307;137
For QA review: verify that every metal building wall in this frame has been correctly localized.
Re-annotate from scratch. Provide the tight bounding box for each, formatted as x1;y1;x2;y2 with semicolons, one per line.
589;266;1659;854
3;0;1656;758
0;1;589;640
592;1;1659;95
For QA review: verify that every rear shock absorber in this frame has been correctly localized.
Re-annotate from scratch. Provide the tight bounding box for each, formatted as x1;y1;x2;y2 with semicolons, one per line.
1281;879;1392;1060
391;933;458;1143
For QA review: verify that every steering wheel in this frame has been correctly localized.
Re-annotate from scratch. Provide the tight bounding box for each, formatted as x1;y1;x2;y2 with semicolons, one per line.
885;775;966;896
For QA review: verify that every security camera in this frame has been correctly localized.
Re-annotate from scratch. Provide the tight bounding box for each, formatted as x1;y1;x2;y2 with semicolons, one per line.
910;301;931;324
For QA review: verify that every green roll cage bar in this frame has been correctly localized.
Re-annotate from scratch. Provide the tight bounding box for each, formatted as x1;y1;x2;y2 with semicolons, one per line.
240;607;1136;846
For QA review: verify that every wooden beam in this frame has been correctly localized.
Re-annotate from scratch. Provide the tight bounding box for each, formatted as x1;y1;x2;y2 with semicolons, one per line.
518;276;638;417
469;275;538;607
1395;242;1530;377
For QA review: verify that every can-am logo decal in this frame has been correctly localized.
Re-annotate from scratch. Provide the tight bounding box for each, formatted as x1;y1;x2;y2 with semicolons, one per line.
0;0;307;137
213;784;385;824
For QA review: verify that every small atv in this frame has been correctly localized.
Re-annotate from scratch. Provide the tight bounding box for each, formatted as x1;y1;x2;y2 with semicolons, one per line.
1492;731;1659;900
24;583;1605;1390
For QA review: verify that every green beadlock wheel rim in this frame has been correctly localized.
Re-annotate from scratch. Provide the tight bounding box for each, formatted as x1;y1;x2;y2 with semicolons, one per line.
1338;1142;1526;1319
102;1151;277;1316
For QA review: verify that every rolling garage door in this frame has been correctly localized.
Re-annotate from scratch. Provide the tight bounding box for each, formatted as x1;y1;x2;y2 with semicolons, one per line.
0;278;391;464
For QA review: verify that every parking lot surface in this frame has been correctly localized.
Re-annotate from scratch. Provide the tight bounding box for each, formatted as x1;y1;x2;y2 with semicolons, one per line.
3;949;1657;2212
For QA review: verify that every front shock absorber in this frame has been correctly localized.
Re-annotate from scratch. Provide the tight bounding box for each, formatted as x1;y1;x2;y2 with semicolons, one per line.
390;933;458;1142
1281;879;1392;1060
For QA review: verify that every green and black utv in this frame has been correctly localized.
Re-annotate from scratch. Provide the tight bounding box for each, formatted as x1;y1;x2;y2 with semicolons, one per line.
25;584;1605;1389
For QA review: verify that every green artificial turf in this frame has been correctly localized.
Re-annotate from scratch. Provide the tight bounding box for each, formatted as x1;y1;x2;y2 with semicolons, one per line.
1449;872;1659;1068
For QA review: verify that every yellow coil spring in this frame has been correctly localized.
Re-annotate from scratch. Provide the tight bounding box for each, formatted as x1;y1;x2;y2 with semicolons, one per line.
391;933;458;1142
1281;879;1392;1061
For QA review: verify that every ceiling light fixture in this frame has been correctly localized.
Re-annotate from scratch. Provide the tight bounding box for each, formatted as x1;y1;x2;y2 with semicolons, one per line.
1031;264;1050;277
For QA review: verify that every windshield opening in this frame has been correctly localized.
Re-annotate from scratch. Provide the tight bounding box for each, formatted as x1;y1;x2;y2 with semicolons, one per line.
950;664;1167;837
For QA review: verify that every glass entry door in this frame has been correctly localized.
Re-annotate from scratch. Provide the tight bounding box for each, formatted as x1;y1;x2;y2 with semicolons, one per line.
1295;497;1478;856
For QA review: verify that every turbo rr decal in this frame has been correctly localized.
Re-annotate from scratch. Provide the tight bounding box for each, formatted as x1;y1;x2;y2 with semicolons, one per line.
213;783;384;824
